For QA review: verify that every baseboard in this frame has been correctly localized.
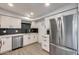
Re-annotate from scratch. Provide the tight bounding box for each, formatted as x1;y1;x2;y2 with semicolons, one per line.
42;49;49;54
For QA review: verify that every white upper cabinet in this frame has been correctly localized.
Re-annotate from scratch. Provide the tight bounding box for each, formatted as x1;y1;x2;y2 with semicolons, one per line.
0;16;21;28
0;36;12;53
0;16;10;28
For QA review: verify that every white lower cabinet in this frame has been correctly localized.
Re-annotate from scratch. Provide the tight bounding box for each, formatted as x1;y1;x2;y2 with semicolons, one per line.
42;43;49;52
41;35;49;52
23;33;38;46
23;34;31;46
30;33;38;43
0;37;12;53
38;34;43;44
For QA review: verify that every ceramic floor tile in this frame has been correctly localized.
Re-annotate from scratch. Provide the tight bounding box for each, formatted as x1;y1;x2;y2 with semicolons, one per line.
3;43;49;55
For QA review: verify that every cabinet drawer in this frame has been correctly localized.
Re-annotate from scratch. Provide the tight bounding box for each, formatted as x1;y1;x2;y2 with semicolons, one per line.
42;43;49;52
23;35;31;46
42;36;49;43
42;39;49;44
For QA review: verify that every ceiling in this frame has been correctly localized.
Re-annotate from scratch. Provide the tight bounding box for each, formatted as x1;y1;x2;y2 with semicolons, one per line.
0;3;72;19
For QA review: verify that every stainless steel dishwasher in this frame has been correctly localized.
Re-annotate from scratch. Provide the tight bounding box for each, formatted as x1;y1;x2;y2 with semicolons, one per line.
12;35;23;50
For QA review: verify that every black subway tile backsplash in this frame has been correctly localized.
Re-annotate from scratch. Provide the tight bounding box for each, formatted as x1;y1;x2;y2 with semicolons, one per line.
0;28;21;35
30;28;38;33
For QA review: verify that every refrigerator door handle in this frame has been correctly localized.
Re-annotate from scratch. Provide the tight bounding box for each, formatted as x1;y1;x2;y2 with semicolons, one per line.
57;17;62;45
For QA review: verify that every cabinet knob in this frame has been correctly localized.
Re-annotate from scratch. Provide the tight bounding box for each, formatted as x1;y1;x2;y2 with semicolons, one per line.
42;36;47;38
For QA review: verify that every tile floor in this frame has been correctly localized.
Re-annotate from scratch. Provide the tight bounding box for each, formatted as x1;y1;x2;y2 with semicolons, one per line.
3;43;49;55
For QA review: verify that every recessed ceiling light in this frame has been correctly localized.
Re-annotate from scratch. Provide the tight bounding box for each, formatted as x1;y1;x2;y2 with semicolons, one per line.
8;3;14;7
30;12;34;15
45;3;50;7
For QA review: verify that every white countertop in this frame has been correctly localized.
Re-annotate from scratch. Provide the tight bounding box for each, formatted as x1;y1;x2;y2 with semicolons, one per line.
0;33;38;38
0;34;24;38
39;34;49;36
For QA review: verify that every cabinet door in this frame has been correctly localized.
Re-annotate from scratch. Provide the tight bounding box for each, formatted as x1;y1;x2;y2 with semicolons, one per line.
23;35;31;46
30;34;38;43
29;34;34;43
0;16;21;28
34;35;38;42
42;36;49;52
1;37;12;53
23;34;38;46
0;16;10;28
5;17;21;28
42;36;49;44
42;43;49;52
11;18;21;28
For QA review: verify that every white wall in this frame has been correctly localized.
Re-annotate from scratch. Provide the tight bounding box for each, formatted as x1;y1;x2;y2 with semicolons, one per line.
35;19;47;43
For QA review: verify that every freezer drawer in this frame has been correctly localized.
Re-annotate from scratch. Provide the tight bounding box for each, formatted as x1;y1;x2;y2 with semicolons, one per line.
50;43;77;55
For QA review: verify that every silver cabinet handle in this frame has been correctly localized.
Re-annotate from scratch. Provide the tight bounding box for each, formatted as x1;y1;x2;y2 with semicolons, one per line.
42;36;47;38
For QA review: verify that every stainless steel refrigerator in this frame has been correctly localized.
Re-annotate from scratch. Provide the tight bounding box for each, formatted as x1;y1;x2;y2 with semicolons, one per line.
49;13;78;55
